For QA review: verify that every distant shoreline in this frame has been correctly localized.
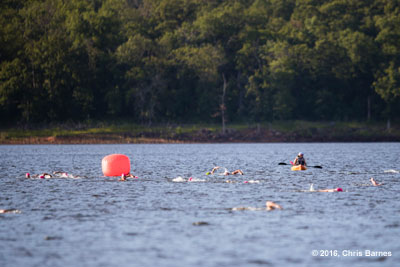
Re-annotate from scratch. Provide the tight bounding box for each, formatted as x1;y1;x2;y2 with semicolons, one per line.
1;121;399;144
1;136;399;145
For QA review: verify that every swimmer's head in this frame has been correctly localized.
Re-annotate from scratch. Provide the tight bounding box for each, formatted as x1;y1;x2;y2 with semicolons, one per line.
188;177;193;181
39;175;44;179
224;171;230;176
26;173;30;178
298;152;304;156
336;187;343;192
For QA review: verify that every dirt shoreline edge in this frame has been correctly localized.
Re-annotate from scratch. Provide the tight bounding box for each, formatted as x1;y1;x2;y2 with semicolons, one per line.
2;128;399;144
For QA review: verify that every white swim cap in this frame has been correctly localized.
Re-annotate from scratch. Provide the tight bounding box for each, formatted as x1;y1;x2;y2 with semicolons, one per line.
298;152;304;156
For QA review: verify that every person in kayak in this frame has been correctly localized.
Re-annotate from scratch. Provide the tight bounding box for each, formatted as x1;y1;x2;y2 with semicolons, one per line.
293;152;307;166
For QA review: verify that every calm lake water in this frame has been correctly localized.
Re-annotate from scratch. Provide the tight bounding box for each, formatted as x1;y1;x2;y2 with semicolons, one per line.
0;143;399;267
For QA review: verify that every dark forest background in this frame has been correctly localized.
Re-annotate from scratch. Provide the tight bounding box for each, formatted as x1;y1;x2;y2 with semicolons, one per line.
1;0;400;126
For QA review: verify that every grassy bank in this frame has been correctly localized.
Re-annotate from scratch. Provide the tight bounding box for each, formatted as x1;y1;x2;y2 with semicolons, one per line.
1;120;399;144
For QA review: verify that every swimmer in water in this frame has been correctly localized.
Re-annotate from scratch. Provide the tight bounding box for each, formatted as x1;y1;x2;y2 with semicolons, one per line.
232;201;283;211
308;184;343;192
53;171;70;178
119;174;127;181
266;201;283;210
119;173;138;181
26;173;52;178
210;166;244;175
370;177;382;186
222;169;243;175
211;166;223;174
0;209;21;214
231;169;244;175
316;188;343;192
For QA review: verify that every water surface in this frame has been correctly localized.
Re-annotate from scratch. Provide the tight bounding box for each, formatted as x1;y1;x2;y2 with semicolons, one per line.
0;143;399;266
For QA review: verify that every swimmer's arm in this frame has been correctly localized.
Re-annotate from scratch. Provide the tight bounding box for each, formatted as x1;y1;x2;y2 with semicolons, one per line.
211;166;220;174
370;178;383;186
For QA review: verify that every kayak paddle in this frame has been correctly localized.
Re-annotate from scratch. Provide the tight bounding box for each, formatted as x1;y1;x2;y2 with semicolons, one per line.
278;162;322;168
310;165;323;169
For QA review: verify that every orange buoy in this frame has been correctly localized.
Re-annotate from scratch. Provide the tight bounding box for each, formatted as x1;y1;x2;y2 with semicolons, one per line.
102;154;130;176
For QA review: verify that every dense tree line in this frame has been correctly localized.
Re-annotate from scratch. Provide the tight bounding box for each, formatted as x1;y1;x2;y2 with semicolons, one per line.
1;0;400;125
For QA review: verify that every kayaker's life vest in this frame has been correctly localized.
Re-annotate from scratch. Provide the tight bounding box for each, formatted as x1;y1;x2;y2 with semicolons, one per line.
296;156;305;165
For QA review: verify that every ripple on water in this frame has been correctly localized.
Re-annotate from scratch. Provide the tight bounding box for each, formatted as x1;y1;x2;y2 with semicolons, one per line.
247;259;272;265
384;223;399;228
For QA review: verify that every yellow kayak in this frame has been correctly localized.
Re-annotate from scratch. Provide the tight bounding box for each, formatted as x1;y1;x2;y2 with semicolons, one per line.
291;165;307;171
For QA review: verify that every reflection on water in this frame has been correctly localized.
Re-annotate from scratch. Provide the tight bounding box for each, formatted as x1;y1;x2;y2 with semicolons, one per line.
0;143;399;267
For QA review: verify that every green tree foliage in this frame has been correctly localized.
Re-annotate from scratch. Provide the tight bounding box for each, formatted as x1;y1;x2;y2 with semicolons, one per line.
1;0;399;124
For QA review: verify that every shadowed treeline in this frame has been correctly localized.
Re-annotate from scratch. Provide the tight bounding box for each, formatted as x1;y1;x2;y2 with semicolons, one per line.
1;0;400;125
